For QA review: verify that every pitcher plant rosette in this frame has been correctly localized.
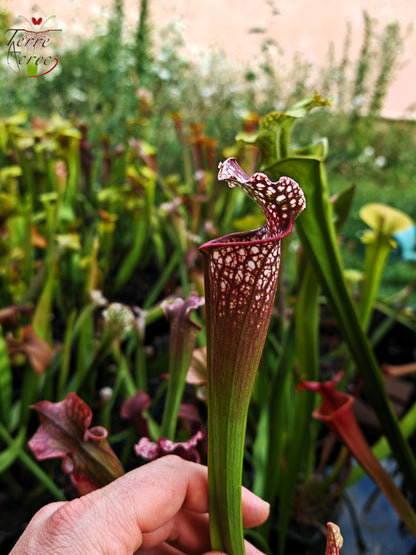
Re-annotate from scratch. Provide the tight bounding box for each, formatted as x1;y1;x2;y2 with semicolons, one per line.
199;158;306;553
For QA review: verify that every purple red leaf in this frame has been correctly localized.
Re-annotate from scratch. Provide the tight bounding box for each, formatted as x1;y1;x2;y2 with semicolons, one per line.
29;392;124;493
121;390;151;437
135;430;205;463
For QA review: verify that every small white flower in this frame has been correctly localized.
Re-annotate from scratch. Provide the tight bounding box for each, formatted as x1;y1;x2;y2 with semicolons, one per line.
194;169;205;182
99;386;113;404
375;155;387;168
90;290;108;307
158;68;171;81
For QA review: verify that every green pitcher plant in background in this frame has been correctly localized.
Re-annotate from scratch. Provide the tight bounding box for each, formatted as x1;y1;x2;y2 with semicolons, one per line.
238;96;416;512
358;202;414;331
199;158;305;553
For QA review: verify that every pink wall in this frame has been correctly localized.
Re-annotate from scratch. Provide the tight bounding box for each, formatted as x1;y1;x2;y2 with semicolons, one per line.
5;0;416;117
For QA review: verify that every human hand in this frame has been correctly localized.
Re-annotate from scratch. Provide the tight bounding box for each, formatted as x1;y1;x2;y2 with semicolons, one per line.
11;455;269;554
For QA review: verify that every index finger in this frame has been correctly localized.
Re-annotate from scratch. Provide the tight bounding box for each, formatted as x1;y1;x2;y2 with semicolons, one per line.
100;455;268;532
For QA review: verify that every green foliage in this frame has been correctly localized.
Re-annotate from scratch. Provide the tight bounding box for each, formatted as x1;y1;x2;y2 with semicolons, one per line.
136;0;152;84
245;101;416;551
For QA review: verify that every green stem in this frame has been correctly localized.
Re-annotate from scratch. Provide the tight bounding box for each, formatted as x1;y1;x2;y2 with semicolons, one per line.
58;310;77;399
208;381;248;554
360;236;391;330
114;344;137;398
143;250;180;309
160;374;184;440
134;339;147;392
277;261;320;554
0;324;12;425
262;322;296;502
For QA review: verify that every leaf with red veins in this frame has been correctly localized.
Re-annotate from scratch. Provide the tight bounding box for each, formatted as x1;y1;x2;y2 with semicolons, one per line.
29;393;124;492
217;157;306;238
200;158;305;553
325;522;343;555
7;325;53;375
200;158;306;395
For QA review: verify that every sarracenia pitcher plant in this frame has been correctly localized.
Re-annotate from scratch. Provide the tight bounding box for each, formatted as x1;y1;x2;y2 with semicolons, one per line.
199;158;305;553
